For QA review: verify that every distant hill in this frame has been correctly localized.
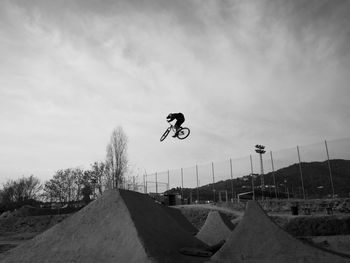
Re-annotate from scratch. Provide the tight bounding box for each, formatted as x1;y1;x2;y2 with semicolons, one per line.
167;159;350;201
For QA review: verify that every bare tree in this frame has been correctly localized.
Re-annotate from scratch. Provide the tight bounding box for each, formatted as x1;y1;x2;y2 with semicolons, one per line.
0;175;42;203
106;126;128;188
43;168;85;203
90;161;107;196
72;168;84;201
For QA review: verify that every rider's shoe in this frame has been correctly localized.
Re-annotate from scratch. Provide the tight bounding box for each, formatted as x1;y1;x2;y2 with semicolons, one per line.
172;129;178;137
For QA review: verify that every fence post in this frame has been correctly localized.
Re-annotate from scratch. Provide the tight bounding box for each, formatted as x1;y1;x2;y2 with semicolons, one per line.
212;162;215;202
270;151;278;198
250;155;255;200
143;174;146;193
167;170;170;191
230;158;234;202
259;152;265;200
181;168;184;199
325;140;335;198
296;146;306;199
196;164;199;202
145;173;148;194
155;172;158;194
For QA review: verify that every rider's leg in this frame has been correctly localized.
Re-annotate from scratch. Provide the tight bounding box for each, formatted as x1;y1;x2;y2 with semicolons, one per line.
177;117;184;128
172;124;177;137
173;120;184;137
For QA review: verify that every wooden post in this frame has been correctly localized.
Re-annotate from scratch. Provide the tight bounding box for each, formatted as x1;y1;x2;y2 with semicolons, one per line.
325;140;335;198
230;158;234;202
212;162;215;202
155;172;158;194
250;155;255;200
167;170;170;191
297;146;306;199
270;151;278;198
181;168;184;199
196;164;199;202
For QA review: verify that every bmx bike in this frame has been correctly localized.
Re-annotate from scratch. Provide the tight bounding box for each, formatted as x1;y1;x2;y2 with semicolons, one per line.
160;123;190;141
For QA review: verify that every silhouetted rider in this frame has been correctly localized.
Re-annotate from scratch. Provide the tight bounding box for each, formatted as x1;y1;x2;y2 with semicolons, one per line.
166;112;185;137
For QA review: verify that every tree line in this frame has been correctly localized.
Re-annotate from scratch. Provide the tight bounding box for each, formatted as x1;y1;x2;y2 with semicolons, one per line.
0;126;129;207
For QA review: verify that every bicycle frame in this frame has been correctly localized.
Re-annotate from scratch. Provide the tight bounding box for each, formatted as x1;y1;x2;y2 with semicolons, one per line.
160;121;190;141
168;123;177;133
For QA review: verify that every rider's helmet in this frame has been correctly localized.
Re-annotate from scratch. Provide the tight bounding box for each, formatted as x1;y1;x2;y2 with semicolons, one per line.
166;113;173;121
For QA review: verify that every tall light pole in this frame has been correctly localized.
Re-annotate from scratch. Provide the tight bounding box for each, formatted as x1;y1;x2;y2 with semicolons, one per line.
255;144;266;200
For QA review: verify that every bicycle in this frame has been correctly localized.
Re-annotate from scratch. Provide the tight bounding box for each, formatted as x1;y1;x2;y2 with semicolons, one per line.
160;122;190;141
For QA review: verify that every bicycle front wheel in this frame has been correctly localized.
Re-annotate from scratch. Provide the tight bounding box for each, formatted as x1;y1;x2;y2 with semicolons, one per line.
177;127;190;140
160;127;171;141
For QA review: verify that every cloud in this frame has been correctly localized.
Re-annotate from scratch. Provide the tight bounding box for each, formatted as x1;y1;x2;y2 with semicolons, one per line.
0;0;350;184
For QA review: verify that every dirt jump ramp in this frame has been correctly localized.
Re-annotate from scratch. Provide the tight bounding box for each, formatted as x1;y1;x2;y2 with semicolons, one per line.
210;200;350;263
162;205;198;235
0;189;208;263
196;211;234;246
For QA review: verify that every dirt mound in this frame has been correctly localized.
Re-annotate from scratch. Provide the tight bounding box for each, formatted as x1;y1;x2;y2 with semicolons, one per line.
162;205;198;235
177;205;238;230
310;235;350;255
119;190;208;262
196;211;234;246
0;211;12;219
0;214;69;234
210;201;350;263
1;189;208;263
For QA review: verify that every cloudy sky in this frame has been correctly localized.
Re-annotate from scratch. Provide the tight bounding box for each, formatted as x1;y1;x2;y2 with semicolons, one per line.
1;0;350;186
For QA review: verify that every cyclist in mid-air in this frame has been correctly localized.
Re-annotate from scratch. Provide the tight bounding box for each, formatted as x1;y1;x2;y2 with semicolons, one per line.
166;112;185;137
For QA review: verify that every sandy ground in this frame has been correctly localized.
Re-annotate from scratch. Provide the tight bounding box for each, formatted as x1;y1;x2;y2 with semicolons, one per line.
211;201;350;263
195;211;234;246
178;203;350;258
174;204;241;230
0;190;209;263
1;196;350;262
309;235;350;255
0;213;70;255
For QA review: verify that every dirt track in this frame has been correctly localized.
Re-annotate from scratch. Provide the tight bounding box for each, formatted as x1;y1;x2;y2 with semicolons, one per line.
1;193;350;262
211;201;350;263
0;190;209;263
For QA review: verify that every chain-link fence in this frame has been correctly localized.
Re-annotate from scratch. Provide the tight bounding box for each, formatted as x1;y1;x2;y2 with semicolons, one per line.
142;138;350;201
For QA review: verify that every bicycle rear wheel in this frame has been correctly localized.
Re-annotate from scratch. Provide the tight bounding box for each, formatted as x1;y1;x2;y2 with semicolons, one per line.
160;127;171;141
177;127;190;140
